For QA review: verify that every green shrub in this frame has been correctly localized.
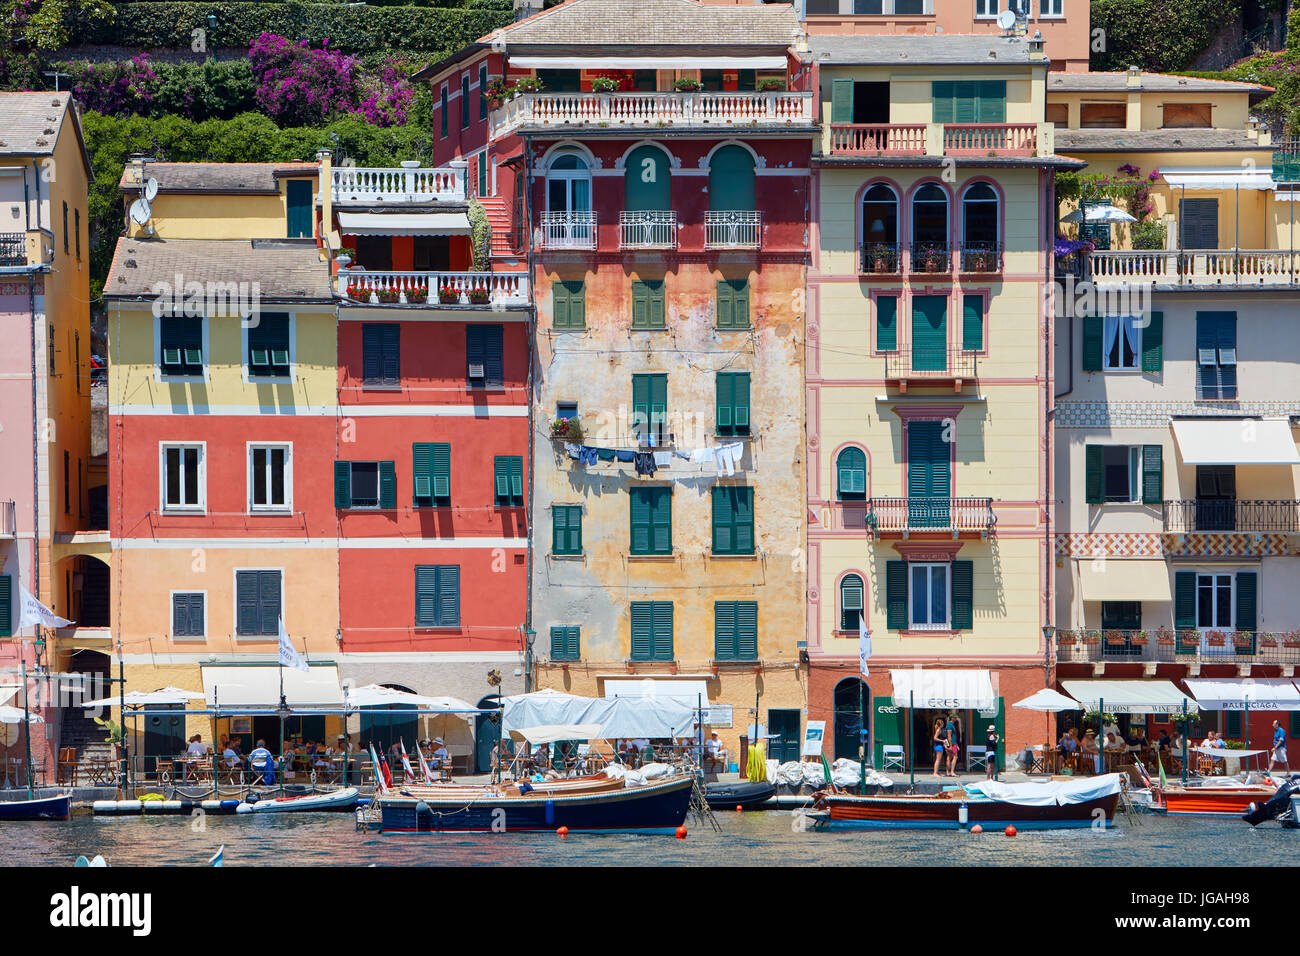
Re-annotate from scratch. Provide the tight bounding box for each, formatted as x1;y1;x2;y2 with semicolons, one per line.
1091;0;1244;72
1130;219;1167;250
68;2;512;55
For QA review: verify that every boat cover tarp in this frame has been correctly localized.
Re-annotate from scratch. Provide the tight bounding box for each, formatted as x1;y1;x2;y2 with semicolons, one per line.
965;773;1122;806
509;723;603;744
502;689;696;739
829;759;894;788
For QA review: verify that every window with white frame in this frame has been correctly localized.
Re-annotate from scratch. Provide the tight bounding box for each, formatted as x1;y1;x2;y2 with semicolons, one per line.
1195;572;1234;629
161;445;204;511
975;0;999;17
1039;0;1063;16
249;445;291;512
1104;315;1140;370
1100;445;1140;502
909;562;949;630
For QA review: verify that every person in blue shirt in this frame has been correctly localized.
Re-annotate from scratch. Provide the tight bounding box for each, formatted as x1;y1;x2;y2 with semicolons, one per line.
1271;720;1289;772
248;740;278;785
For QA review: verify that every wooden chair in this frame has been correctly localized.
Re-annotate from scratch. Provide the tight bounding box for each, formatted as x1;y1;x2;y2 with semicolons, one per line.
57;747;78;786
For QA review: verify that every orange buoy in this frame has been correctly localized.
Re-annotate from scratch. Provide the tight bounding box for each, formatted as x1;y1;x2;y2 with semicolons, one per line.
675;826;688;839
556;826;569;837
970;824;983;834
735;805;743;813
1005;826;1017;837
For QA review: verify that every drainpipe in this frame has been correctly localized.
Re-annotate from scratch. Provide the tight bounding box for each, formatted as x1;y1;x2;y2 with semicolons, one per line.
523;134;537;692
28;159;43;607
1044;167;1055;699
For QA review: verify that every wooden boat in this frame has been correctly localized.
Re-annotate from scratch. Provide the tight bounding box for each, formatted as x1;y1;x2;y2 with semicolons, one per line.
1156;785;1276;818
0;793;71;821
396;770;626;800
379;772;693;833
808;775;1122;830
704;780;775;811
235;787;360;814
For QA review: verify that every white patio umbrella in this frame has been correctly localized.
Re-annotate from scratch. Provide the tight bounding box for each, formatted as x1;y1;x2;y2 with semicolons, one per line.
0;705;45;725
343;684;477;717
81;686;205;708
1060;204;1137;224
1012;688;1083;712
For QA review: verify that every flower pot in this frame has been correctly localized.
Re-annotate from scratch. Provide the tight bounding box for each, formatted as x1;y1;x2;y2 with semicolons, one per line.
438;294;458;305
1157;637;1175;646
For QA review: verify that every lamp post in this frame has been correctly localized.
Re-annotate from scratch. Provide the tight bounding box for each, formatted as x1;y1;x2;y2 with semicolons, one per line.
1042;624;1057;753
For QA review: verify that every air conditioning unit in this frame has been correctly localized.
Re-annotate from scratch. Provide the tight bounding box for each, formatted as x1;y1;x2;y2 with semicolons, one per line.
468;363;485;378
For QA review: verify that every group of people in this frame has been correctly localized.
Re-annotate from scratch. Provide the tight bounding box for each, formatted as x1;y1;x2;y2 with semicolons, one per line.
930;715;1000;779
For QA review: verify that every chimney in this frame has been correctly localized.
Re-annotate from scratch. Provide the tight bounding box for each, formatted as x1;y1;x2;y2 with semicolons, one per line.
1126;65;1141;89
315;148;333;250
513;0;540;21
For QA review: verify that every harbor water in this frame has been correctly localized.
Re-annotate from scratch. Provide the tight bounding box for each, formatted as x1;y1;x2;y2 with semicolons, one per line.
2;810;1297;866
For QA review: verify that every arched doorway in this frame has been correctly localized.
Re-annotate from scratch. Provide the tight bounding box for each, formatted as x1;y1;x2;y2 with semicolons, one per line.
833;677;869;761
475;693;503;774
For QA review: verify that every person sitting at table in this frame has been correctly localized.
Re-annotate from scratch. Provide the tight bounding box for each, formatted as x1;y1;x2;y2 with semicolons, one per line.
1057;730;1077;758
183;734;208;780
1200;730;1217;750
220;742;242;780
1081;731;1100;755
704;732;729;772
1213;733;1227;749
1157;729;1172;752
281;743;298;780
432;738;452;780
1104;733;1125;753
248;740;277;785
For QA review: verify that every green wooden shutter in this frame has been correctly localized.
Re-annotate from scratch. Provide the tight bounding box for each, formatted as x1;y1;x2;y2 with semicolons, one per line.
1226;710;1243;738
876;295;897;351
1141;311;1163;372
712;487;733;554
431;443;450;501
837;448;866;498
379;461;397;509
977;80;1006;123
841;576;864;630
831;79;854;123
551;626;580;661
733;373;749;431
953;81;978;124
624;145;670;212
907;421;950;527
479;65;488;120
709;147;756;212
1084;445;1103;504
553;505;582;555
716;373;733;432
440;86;448;137
910;295;947;372
235;570;259;636
951;560;973;630
413;443;433;504
554;280;585;330
716;372;750;436
652;488;672;554
715;601;736;660
650;374;667;435
553;282;571;330
632;281;649;329
258;570;281;636
1141;445;1163;505
735;488;754;554
415;566;438;626
649;282;665;329
715;280;734;330
1235;571;1257;632
736;601;757;659
931;81;954;124
1082;314;1103;371
286;180;313;239
437;565;460;625
0;575;11;638
1174;571;1197;629
886;560;908;630
509;456;523;501
494;457;510;503
334;461;351;509
652;601;673;660
962;294;983;351
630;488;651;554
630;603;653;660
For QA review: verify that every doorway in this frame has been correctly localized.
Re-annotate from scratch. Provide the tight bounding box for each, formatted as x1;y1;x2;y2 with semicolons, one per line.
767;709;801;763
142;703;185;778
852;82;889;124
833;678;869;761
475;694;503;774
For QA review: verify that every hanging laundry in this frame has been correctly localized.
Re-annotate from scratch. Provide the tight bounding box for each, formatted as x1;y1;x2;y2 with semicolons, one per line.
690;447;713;465
673;450;691;461
714;442;743;477
578;446;599;466
634;452;658;477
615;450;636;463
564;442;582;460
653;451;673;468
597;448;616;462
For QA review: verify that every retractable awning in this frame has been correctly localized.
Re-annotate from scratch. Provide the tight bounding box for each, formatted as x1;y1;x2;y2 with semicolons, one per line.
202;664;343;710
1060;679;1196;714
507;56;788;70
603;678;711;705
890;669;997;711
1184;678;1300;711
336;212;471;237
1171;418;1300;465
1076;559;1172;602
1161;167;1276;191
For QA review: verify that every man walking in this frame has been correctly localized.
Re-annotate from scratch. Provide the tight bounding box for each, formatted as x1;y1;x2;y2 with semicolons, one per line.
1271;720;1289;772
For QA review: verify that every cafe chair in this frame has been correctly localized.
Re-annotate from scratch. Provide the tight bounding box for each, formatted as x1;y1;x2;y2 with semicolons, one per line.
966;745;989;773
57;747;79;787
881;745;906;772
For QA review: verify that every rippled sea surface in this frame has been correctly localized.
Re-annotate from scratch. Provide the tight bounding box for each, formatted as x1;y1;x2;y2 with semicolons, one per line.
2;809;1298;867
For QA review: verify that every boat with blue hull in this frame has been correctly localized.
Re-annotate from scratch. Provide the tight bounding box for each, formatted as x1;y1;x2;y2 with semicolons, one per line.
379;774;694;834
0;793;71;821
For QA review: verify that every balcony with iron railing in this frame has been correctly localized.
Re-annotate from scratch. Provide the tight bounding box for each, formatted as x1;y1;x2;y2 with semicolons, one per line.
865;496;995;537
826;122;1048;158
884;347;977;388
704;211;761;250
0;233;27;268
539;211;597;250
860;243;901;274
1057;628;1300;665
1088;249;1300;287
1163;499;1300;534
620;211;677;250
959;242;1002;274
329;163;466;204
909;241;950;274
337;270;529;306
490;91;814;138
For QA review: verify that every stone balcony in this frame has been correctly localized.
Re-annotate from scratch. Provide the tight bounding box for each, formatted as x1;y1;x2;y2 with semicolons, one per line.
329;163;466;205
1089;249;1300;288
826;122;1049;158
337;270;529;307
1057;628;1300;668
490;91;815;137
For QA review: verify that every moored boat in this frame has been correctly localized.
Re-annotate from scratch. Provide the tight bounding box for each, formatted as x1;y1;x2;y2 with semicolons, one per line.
0;793;71;821
1158;784;1277;818
808;774;1122;830
235;787;360;814
704;780;775;811
379;772;693;833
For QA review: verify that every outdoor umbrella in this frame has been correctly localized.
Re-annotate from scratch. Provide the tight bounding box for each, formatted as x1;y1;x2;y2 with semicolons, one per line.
1012;689;1083;712
80;687;205;708
0;705;45;725
1060;204;1137;224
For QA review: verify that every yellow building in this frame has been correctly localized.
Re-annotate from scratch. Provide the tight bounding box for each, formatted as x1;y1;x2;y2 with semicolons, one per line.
806;35;1069;768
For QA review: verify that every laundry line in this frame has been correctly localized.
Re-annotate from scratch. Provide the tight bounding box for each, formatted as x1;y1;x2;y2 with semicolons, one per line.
561;440;747;478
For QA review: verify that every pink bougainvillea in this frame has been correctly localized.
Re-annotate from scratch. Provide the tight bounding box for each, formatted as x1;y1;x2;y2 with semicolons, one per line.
72;54;158;117
249;33;360;126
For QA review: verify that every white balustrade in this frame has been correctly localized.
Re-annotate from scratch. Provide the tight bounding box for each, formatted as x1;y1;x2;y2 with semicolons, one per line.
330;164;466;204
338;270;529;306
1089;249;1300;286
490;91;814;137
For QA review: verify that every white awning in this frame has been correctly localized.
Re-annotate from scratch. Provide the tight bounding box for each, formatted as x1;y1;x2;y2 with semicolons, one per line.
1185;678;1300;711
509;724;604;744
1172;418;1300;465
1161;167;1277;191
336;212;471;237
507;56;788;70
1076;559;1172;602
1060;679;1196;714
202;665;343;709
82;686;206;708
603;679;710;705
0;687;16;707
890;669;997;711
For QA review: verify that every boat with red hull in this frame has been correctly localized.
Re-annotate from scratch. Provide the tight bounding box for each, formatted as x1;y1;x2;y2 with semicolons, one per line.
1155;785;1276;818
809;775;1122;830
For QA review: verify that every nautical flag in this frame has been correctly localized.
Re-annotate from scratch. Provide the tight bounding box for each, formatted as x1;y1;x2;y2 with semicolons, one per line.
399;740;415;779
277;615;309;673
19;585;73;629
416;741;435;783
858;618;871;678
370;744;389;794
1157;753;1168;791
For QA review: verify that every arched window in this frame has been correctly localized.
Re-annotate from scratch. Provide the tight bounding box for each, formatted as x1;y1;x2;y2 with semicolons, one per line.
840;574;864;631
861;184;899;272
962;182;998;247
911;184;949;245
623;144;671;211
708;146;756;211
836;447;866;500
546;151;591;213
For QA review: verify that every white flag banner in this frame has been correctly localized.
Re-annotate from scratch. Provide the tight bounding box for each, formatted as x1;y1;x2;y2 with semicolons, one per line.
278;615;309;673
858;618;871;678
19;585;73;629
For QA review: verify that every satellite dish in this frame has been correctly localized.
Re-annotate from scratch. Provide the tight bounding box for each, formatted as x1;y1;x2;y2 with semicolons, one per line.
129;198;151;226
144;177;159;202
996;9;1017;30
